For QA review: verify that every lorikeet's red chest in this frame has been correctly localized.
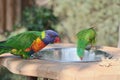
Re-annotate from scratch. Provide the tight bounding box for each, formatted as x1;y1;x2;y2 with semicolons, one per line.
25;37;46;53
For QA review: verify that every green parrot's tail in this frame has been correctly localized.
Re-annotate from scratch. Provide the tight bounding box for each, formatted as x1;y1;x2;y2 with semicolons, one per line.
0;41;11;54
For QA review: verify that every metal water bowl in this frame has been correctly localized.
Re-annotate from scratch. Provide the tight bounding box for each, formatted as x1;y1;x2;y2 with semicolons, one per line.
38;47;112;62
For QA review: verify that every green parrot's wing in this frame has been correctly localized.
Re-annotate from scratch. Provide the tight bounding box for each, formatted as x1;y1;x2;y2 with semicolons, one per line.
76;27;96;58
77;28;96;44
76;29;88;39
4;31;42;50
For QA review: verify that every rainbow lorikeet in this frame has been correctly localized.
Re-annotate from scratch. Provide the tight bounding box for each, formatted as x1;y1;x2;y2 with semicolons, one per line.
0;30;60;59
76;27;96;60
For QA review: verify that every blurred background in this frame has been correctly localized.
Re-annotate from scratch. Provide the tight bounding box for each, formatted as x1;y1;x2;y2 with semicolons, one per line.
0;0;120;80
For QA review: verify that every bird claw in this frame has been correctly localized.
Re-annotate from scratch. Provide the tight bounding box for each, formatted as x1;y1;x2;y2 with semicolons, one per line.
30;54;43;59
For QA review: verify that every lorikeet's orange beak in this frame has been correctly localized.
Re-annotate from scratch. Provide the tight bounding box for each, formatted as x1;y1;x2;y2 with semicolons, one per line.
54;37;61;43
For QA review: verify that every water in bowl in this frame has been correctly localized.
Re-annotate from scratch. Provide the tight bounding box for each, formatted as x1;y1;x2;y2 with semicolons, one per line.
37;47;112;62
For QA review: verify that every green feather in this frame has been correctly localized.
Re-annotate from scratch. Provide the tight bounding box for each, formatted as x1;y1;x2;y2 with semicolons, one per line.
0;31;44;59
76;27;96;58
4;31;42;49
77;39;88;57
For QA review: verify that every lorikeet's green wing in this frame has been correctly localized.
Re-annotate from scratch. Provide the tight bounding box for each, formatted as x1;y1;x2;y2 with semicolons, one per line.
76;27;96;59
0;31;43;58
4;31;42;49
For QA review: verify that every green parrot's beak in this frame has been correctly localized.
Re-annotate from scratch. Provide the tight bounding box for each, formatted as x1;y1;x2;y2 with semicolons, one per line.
54;37;61;43
80;57;83;60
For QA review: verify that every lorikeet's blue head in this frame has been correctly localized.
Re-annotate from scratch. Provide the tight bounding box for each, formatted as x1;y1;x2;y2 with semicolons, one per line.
43;30;60;44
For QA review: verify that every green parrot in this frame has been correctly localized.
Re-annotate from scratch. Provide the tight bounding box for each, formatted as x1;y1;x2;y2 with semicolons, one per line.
0;30;60;59
76;27;96;60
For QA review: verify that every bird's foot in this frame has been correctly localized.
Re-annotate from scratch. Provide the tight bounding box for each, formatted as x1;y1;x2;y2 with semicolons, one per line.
30;54;43;59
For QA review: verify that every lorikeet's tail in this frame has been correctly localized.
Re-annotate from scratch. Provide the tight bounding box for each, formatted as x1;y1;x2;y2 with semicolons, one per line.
0;41;11;54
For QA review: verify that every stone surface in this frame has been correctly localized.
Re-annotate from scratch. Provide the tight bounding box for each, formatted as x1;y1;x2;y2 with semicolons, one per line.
0;43;120;80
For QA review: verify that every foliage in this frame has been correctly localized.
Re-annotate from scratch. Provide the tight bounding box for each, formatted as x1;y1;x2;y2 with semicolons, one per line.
0;66;26;80
21;6;59;31
48;0;120;46
0;66;44;80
